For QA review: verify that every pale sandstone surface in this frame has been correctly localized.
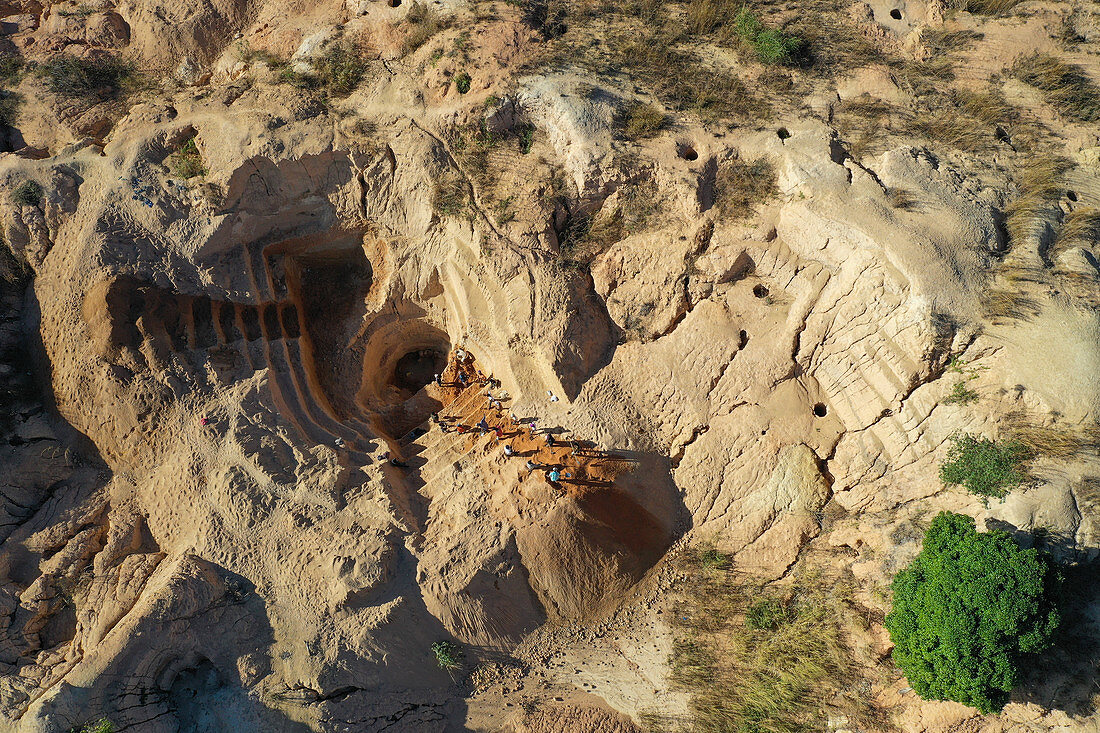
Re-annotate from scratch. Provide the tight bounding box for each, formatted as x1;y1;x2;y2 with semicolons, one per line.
0;0;1097;731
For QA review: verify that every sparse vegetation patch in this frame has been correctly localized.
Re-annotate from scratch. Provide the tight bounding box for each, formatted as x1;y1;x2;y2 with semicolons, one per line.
664;551;885;732
713;157;777;220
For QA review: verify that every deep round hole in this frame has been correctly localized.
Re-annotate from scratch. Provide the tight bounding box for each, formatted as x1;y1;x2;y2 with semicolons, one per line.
889;8;902;19
753;284;769;298
393;348;447;394
389;0;402;6
678;144;698;161
777;127;791;140
1067;190;1078;202
813;403;828;418
738;330;749;349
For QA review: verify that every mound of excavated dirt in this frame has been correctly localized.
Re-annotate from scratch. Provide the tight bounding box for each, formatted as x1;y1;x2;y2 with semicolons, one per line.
1;0;1099;731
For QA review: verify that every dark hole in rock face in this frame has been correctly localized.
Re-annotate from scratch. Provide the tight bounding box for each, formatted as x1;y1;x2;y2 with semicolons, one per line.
739;329;749;349
813;402;828;417
890;8;902;19
1068;190;1078;202
753;284;769;298
777;127;791;140
678;144;698;161
389;0;401;6
392;348;447;395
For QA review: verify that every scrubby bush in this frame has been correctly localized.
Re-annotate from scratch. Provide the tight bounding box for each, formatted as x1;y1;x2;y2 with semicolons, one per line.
886;511;1059;713
431;640;464;670
279;42;366;98
40;54;136;100
168;137;205;179
939;433;1030;498
454;71;472;94
11;180;42;206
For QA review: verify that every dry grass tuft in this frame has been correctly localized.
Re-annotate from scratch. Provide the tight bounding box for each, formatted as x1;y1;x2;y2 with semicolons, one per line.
402;0;448;56
1004;413;1100;459
980;288;1042;321
713;157;778;220
947;0;1022;14
1014;53;1100;123
621;101;666;139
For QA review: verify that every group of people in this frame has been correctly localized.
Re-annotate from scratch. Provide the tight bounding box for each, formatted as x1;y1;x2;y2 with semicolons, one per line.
429;346;579;486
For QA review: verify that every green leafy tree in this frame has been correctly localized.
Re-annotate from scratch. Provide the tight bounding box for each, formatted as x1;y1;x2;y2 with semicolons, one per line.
885;512;1059;713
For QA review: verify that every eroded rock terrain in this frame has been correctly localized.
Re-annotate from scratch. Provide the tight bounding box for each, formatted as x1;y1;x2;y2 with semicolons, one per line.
0;0;1099;730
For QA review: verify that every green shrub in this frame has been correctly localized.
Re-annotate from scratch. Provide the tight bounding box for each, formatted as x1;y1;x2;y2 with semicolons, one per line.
733;8;803;65
698;546;728;570
168;137;205;179
886;511;1059;713
0;90;21;128
939;433;1030;498
455;71;471;94
313;42;366;97
11;180;42;206
40;54;136;100
279;42;366;98
431;640;464;670
0;56;25;85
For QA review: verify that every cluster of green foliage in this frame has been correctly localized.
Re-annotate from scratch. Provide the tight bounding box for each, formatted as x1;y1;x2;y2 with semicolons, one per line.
431;640;464;670
745;598;790;630
886;512;1059;713
733;8;804;65
943;381;980;405
11;180;42;206
72;719;114;733
454;71;472;94
40;54;136;101
940;433;1031;498
168;137;206;179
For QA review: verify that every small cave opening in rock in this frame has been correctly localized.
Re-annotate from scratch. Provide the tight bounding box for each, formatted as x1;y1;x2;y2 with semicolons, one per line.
813;402;828;418
777;127;791;140
890;8;902;19
677;143;698;161
753;284;769;298
738;329;749;349
389;0;402;6
358;318;452;440
1068;190;1079;202
393;348;447;395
